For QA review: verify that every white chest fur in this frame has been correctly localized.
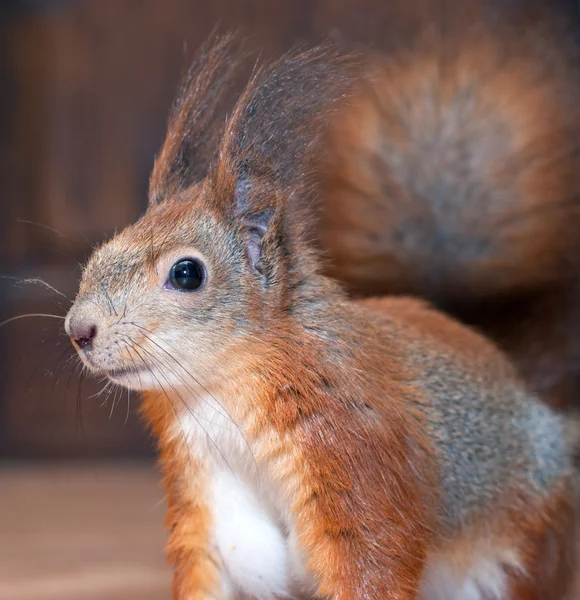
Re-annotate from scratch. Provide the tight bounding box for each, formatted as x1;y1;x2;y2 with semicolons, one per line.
176;394;312;600
419;548;521;600
211;469;292;599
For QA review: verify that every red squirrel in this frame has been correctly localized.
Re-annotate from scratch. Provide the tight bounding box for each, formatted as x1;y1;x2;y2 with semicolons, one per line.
65;36;577;598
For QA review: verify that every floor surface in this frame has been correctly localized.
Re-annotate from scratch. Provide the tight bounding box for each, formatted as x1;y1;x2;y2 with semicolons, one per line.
0;463;171;600
3;463;580;599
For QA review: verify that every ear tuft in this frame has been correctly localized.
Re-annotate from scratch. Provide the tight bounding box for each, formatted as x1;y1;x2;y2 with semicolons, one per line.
209;43;358;277
213;43;358;203
149;34;250;205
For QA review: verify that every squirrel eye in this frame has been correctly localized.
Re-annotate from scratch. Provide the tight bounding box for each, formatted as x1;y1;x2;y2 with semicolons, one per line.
167;259;205;292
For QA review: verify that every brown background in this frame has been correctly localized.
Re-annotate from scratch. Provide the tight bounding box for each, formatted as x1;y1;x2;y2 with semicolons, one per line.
1;0;578;459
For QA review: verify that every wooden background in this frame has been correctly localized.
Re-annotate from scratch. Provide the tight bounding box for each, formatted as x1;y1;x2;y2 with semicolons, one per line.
1;0;578;458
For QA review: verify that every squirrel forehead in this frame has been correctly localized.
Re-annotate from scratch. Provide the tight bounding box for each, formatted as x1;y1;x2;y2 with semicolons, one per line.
81;197;239;288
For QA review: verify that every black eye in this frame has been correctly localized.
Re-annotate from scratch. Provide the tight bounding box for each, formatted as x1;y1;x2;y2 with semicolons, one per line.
168;259;205;292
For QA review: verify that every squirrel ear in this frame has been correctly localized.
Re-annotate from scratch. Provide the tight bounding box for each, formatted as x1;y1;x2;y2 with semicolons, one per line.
241;209;273;276
149;35;248;205
234;177;278;277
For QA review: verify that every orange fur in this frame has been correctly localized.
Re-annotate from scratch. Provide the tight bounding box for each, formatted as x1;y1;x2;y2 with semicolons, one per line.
142;391;219;599
506;487;577;599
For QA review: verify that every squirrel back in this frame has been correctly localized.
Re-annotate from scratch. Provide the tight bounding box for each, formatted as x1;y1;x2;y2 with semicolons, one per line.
361;297;569;527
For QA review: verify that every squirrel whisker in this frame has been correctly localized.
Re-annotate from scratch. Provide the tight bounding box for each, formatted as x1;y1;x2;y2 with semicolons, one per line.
45;345;78;399
0;313;65;330
127;338;241;477
0;276;72;303
126;322;237;425
108;384;124;421
124;387;132;427
126;340;203;473
125;327;260;479
89;380;113;403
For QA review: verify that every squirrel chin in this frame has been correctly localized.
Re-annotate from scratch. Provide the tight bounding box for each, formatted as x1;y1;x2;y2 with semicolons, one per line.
106;367;146;383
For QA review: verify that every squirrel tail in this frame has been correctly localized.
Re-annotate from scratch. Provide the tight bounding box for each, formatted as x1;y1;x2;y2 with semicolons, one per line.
315;2;580;409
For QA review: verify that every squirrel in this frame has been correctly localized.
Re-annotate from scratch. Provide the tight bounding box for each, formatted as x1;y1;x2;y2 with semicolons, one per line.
64;30;578;599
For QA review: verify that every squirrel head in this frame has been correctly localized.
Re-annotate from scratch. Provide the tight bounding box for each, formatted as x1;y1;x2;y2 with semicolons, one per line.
65;39;354;392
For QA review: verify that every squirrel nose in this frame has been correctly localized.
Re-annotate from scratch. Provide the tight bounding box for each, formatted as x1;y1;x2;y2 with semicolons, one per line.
69;321;97;350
